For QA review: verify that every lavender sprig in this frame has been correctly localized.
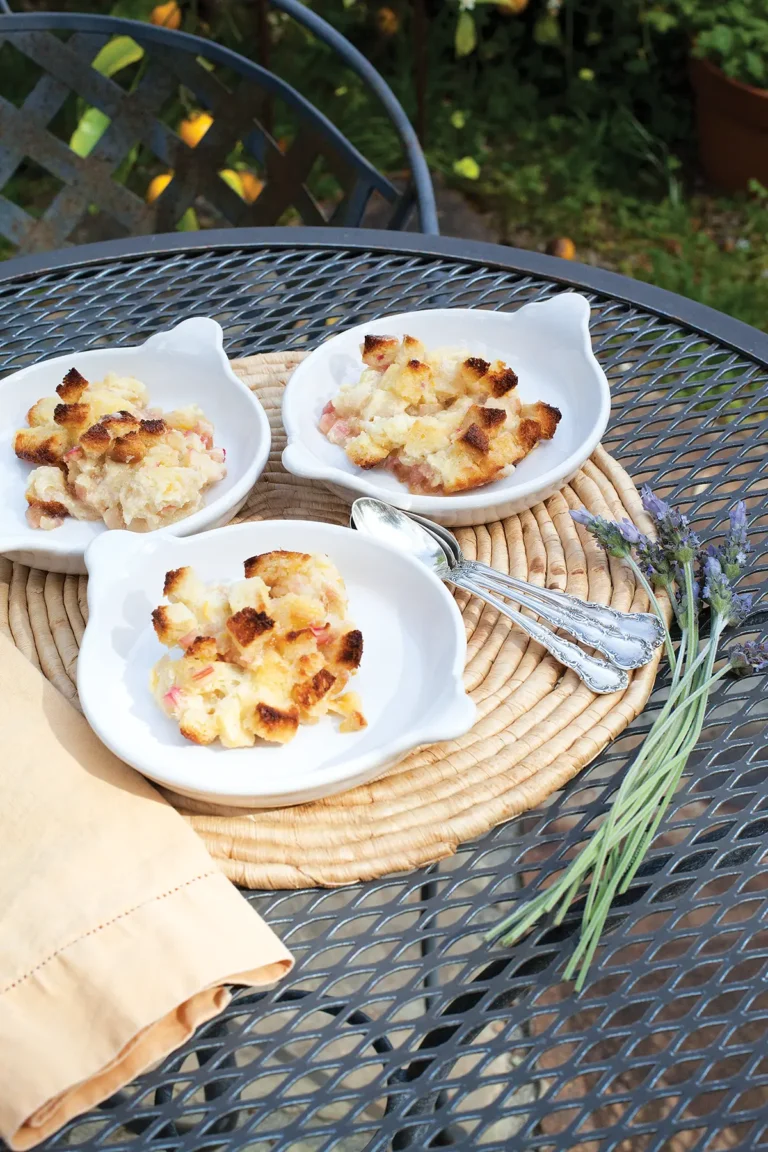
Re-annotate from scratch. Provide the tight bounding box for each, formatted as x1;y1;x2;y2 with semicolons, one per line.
487;492;763;991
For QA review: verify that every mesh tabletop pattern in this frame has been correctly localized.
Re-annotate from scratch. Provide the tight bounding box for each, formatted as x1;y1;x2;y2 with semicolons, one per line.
1;237;767;1152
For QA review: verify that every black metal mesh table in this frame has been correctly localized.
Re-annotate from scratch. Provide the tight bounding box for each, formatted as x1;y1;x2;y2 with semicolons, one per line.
1;229;767;1152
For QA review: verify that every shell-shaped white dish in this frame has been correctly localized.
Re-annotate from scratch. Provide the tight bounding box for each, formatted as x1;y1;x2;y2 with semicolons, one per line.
78;519;475;808
0;317;270;574
281;294;610;527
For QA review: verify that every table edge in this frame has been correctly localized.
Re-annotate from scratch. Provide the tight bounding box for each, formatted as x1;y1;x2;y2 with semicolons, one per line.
2;227;767;365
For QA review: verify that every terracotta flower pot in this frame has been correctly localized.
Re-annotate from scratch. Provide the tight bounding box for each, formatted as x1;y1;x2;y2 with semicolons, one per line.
690;55;768;193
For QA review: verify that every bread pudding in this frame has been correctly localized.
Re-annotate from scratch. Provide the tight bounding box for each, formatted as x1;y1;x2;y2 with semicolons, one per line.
150;551;366;748
319;335;561;495
15;367;226;531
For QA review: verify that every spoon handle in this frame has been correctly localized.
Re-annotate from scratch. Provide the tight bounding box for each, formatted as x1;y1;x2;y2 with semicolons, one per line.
451;573;629;695
464;560;664;648
457;563;655;670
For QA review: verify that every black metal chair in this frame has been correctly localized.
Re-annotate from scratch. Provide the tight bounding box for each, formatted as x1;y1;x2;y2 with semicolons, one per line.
0;1;438;257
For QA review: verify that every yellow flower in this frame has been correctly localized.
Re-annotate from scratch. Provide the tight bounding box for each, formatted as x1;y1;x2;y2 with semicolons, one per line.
546;237;576;260
239;171;264;204
179;111;213;148
146;172;173;204
375;7;399;36
150;1;182;30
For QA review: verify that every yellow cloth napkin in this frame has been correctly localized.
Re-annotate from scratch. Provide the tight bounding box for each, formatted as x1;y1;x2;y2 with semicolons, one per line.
0;633;293;1150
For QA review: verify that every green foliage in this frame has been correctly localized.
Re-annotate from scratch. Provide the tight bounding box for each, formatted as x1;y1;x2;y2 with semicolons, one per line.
645;0;768;88
69;36;144;158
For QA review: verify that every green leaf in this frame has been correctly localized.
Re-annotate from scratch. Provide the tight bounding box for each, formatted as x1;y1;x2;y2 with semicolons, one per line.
91;35;144;78
745;51;765;84
704;25;734;58
177;208;199;232
453;156;480;180
642;10;677;34
70;107;111;158
450;110;467;129
69;37;144;158
455;11;477;58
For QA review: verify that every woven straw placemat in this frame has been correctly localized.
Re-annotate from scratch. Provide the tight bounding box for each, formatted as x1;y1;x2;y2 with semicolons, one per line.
0;351;664;890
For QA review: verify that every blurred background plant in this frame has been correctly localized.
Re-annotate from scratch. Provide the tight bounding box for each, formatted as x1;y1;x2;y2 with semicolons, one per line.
3;0;768;330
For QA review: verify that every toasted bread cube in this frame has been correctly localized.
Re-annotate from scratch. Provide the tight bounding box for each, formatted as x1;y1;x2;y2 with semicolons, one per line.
79;422;111;458
252;701;299;744
215;696;254;748
330;690;367;732
345;432;391;470
486;363;518;398
53;402;91;435
163;565;207;606
151;602;198;646
226;607;274;662
57;367;88;402
184;635;218;662
243;550;312;587
99;411;140;438
109;431;147;464
138;418;168;446
398;334;426;362
178;696;218;745
228;576;271;616
292;668;336;717
362;333;399;370
333;629;363;670
455;357;491;391
14;426;68;465
521;400;561;440
389;358;432;407
27;396;59;427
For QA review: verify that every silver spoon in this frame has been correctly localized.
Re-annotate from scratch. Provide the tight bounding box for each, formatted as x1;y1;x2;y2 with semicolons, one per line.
405;510;664;658
351;499;630;696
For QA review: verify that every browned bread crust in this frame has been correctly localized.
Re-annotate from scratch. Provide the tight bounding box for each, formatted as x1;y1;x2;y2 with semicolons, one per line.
163;567;189;598
25;498;69;519
57;368;88;402
79;423;111;457
335;629;363;669
185;636;218;662
109;431;146;464
487;366;518;397
292;668;336;710
226;607;275;646
253;702;299;744
151;605;175;643
53;402;90;430
362;333;399;369
243;550;312;582
14;427;67;465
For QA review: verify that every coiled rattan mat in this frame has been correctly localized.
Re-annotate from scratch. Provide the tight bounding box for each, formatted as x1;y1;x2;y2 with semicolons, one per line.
0;351;666;890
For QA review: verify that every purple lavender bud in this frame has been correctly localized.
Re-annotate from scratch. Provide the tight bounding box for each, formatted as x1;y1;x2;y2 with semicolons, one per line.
640;485;671;523
714;500;751;580
730;592;755;625
618;519;646;545
729;639;768;676
570;510;631;559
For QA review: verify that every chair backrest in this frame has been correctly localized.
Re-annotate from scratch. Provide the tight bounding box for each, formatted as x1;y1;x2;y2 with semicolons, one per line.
0;5;438;257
